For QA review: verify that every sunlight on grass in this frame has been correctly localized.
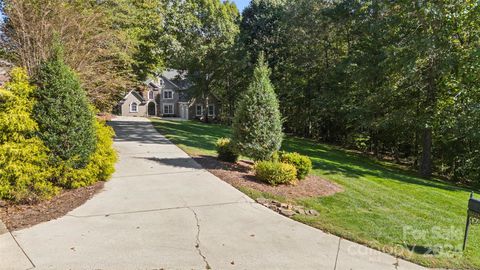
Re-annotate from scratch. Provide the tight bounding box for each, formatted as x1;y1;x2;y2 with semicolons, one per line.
151;118;480;269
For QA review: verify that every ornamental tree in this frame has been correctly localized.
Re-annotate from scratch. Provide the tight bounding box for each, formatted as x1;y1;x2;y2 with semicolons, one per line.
34;44;96;168
232;54;283;160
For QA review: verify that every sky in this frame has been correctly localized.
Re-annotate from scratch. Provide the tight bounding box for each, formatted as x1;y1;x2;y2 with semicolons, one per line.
233;0;250;12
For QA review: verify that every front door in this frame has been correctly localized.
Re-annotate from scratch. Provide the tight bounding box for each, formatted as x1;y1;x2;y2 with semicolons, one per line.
179;104;188;120
147;102;156;116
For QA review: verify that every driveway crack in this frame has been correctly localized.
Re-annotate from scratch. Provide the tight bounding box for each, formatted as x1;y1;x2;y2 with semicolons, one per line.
9;231;35;269
188;207;211;270
333;238;341;270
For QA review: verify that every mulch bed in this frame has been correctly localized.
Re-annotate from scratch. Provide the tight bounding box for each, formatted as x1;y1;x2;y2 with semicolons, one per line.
0;181;104;231
193;155;343;200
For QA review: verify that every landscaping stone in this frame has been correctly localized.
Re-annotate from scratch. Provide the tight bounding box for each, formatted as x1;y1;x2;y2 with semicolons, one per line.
295;209;307;215
279;209;296;217
256;198;269;205
255;198;319;218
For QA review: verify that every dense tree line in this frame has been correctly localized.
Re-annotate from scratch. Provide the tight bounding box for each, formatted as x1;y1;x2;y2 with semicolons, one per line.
225;0;480;181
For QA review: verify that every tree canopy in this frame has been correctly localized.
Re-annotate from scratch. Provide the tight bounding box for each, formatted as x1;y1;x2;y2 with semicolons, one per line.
233;0;480;181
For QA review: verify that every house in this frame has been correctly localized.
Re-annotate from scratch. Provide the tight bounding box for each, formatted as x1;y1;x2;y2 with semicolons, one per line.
117;69;219;120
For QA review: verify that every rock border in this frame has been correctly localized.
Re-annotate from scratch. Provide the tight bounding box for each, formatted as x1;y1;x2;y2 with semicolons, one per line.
256;197;319;217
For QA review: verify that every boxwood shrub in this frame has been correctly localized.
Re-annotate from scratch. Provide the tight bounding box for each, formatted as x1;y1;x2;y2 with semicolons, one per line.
279;152;312;180
254;161;297;186
216;138;239;163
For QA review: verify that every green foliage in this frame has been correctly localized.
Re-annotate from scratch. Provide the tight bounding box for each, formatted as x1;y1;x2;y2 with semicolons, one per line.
254;160;297;186
0;67;116;202
56;120;117;189
101;0;165;81
0;68;58;202
34;44;97;168
240;0;286;65
234;0;480;182
215;137;239;163
279;151;312;180
163;0;240;122
232;54;283;161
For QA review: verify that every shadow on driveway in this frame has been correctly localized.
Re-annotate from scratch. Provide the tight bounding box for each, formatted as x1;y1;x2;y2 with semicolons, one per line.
109;120;171;145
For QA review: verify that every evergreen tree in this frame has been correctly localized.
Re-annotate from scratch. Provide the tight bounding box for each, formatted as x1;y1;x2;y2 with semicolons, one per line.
232;54;282;161
34;44;96;168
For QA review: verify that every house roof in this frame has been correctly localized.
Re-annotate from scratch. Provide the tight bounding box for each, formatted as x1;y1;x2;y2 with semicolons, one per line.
119;69;192;105
118;90;146;105
157;69;191;90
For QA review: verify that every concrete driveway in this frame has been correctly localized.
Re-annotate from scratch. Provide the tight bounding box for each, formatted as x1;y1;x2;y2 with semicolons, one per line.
1;117;427;270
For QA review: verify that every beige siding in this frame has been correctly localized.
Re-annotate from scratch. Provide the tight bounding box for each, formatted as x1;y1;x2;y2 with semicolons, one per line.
120;93;147;117
159;88;180;116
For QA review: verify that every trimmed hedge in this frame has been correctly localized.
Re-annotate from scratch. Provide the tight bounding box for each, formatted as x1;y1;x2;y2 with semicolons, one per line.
279;152;312;180
216;137;239;163
254;161;297;186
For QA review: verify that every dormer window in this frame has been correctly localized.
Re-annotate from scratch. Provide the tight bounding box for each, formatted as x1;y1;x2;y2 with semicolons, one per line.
157;77;164;87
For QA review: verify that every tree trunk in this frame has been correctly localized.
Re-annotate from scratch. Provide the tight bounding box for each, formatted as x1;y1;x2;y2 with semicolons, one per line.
420;59;437;178
204;94;209;123
420;127;433;178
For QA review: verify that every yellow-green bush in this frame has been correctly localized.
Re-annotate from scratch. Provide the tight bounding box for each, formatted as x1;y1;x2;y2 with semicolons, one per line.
279;152;312;180
254;161;297;186
216;137;239;163
0;68;58;202
57;120;117;189
0;68;118;202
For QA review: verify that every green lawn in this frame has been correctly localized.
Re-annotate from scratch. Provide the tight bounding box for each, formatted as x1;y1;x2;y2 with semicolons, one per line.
151;119;480;269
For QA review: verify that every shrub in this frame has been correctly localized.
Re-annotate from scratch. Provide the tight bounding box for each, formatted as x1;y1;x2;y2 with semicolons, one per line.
232;53;283;161
254;161;297;186
34;43;96;168
0;68;58;202
216;138;239;163
56;120;117;189
280;152;312;180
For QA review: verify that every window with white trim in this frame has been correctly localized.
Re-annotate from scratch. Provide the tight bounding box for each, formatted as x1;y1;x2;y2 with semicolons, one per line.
130;102;138;113
148;90;154;100
163;104;174;114
208;104;215;116
163;90;173;99
196;104;203;116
